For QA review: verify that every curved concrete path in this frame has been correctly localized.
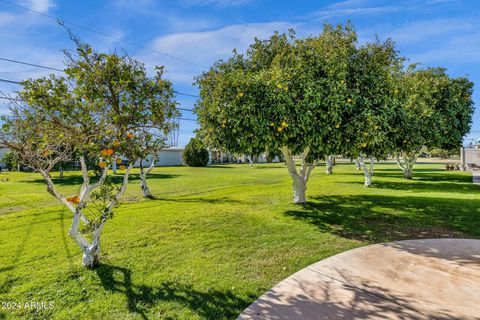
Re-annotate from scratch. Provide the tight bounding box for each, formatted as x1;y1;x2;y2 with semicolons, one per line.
238;239;480;320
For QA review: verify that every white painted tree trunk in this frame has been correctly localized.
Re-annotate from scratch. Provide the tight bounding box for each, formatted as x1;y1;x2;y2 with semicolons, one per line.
358;155;372;187
280;146;317;204
140;157;156;199
355;159;361;170
395;150;423;179
41;156;133;268
246;156;253;167
292;175;306;204
326;155;334;174
369;157;374;177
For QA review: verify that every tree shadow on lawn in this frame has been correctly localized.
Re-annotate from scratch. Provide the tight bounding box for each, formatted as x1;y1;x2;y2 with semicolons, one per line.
284;194;480;244
95;264;255;320
343;169;472;184
149;196;244;205
24;173;180;186
345;180;478;194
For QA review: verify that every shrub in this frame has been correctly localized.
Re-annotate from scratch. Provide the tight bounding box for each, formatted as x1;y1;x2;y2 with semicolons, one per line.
183;138;209;167
445;162;460;170
2;152;19;171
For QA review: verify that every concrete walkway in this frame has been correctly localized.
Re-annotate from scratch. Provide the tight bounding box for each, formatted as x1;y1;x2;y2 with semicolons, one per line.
238;239;480;320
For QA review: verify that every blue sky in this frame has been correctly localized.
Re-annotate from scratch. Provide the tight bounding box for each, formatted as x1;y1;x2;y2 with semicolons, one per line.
0;0;479;146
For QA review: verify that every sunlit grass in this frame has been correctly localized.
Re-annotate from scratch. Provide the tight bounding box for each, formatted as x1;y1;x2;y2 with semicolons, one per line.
0;162;478;319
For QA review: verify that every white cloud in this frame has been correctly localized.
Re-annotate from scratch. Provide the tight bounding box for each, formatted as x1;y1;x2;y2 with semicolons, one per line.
308;0;400;20
138;21;301;85
0;12;16;26
21;0;54;13
387;18;473;44
181;0;254;7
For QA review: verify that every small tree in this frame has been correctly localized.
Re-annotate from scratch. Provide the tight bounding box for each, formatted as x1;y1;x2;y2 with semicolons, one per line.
183;137;209;167
136;129;175;199
342;39;403;186
195;24;358;203
1;40;175;268
394;67;474;179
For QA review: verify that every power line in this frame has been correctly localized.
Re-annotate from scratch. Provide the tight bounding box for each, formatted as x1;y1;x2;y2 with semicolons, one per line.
0;96;21;102
0;78;197;112
0;0;208;70
0;57;63;72
0;78;21;85
0;58;201;98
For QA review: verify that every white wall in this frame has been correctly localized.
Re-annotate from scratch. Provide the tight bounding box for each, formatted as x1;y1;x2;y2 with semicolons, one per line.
0;147;8;169
134;148;184;167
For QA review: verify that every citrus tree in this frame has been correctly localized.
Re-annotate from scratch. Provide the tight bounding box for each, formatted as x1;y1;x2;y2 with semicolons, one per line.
195;25;359;204
394;67;474;179
0;41;176;268
341;39;403;186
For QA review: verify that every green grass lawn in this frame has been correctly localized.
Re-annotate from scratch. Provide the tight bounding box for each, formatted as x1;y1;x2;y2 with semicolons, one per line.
0;162;478;319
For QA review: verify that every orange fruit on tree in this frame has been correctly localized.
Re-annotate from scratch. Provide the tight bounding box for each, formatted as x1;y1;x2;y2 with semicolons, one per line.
42;150;50;157
101;149;109;157
112;140;120;147
127;132;135;139
105;148;114;156
119;165;126;170
116;158;123;165
67;195;80;204
71;196;81;204
99;162;107;169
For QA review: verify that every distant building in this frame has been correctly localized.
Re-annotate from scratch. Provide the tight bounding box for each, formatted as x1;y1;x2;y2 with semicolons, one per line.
0;147;8;169
134;147;185;167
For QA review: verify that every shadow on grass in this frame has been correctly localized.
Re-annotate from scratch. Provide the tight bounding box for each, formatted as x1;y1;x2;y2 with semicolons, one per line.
249;269;462;319
205;165;235;169
95;264;255;320
150;196;244;205
25;173;180;186
345;180;478;194
284;195;480;243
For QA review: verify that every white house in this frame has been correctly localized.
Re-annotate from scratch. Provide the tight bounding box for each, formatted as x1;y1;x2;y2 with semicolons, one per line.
134;147;185;167
0;147;8;169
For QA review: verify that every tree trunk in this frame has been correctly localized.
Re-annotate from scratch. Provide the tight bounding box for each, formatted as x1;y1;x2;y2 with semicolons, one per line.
41;156;133;268
369;157;374;177
355;159;361;170
59;168;64;179
358;155;372;187
140;156;156;199
395;151;421;180
247;156;253;167
403;165;413;179
82;244;100;268
326;155;333;174
292;175;306;204
280;146;317;204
